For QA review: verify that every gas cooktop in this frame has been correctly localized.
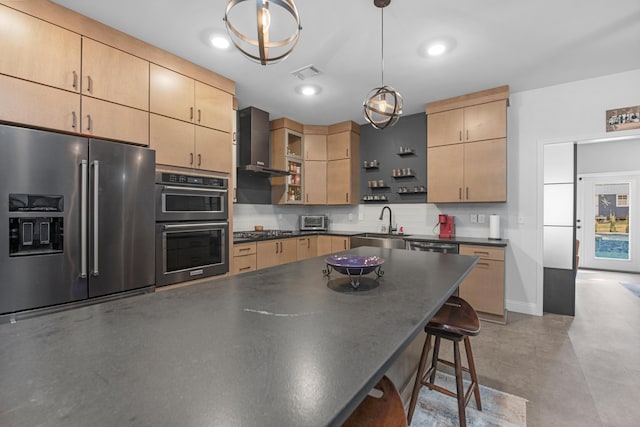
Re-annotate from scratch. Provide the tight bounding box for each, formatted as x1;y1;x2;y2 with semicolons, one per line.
233;230;294;242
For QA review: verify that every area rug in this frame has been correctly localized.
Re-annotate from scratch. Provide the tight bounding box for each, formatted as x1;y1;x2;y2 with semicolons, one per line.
410;372;527;427
621;282;640;298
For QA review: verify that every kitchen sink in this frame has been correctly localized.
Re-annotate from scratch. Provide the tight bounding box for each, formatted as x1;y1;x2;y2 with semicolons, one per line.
350;233;409;250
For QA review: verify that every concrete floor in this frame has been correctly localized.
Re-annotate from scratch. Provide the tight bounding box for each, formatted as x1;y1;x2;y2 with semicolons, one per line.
434;269;640;427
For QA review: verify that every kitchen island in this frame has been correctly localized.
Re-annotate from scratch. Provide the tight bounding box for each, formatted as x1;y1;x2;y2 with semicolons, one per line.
0;247;477;426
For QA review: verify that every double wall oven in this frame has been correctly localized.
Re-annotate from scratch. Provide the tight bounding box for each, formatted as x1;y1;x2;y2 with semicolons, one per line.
155;172;229;286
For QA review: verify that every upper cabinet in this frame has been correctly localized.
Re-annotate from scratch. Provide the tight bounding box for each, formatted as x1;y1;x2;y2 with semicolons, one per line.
81;38;149;111
303;125;328;204
426;86;509;203
271;118;304;204
327;122;360;205
150;64;233;133
427;101;507;147
0;5;80;93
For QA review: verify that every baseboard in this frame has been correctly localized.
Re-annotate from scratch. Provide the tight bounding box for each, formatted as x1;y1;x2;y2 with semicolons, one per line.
506;299;540;316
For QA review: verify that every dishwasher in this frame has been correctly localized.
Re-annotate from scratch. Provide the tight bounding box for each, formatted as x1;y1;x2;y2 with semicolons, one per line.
406;240;459;254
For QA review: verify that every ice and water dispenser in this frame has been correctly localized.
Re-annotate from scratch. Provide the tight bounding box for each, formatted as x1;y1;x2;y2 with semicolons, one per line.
9;194;64;256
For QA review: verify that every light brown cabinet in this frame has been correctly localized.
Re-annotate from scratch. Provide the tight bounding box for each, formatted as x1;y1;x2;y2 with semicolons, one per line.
0;5;81;93
304;133;327;161
271;119;305;205
0;74;80;132
232;243;257;275
427;138;506;202
315;235;350;257
150;114;231;173
150;64;232;132
427;100;507;147
81;38;149;111
296;236;318;261
82;97;149;145
257;238;297;270
459;245;505;319
304;161;327;204
326;122;360;205
426;87;509;203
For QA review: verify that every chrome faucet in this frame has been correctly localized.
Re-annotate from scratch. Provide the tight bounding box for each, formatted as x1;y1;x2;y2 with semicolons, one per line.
379;206;396;234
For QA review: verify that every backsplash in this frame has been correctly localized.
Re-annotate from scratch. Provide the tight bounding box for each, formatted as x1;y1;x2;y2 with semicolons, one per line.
233;203;508;239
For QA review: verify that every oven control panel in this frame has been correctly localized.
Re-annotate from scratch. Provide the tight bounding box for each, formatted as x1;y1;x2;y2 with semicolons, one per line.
158;172;227;189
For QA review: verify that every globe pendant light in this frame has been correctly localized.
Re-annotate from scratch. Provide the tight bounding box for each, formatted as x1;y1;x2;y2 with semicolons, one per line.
224;0;302;66
363;0;403;129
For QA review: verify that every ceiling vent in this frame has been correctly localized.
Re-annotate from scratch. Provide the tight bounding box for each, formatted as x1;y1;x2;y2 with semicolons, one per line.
290;64;322;80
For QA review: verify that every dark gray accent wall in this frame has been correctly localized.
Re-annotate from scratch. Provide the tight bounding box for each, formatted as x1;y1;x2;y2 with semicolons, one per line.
359;113;427;204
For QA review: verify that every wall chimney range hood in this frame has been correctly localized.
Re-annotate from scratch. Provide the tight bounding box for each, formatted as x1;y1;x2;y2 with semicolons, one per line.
237;107;290;176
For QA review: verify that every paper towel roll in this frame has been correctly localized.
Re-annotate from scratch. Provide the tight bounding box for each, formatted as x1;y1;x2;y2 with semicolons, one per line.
489;214;501;240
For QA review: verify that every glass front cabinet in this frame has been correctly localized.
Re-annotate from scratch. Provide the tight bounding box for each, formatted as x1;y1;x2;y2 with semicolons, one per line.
271;119;304;204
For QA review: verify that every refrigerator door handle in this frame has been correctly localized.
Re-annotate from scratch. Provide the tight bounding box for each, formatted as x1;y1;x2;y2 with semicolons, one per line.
80;160;88;278
92;160;100;277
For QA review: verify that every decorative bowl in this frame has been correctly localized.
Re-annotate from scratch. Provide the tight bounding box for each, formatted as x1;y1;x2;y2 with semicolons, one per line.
324;255;384;275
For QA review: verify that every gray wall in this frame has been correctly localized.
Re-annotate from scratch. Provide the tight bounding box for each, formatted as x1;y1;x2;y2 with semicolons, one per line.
359;113;427;204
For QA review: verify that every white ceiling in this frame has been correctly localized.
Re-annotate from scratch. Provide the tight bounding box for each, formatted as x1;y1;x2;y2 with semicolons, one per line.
53;0;640;126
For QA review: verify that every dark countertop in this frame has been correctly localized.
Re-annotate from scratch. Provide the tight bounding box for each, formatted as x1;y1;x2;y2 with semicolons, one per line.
234;230;506;246
402;234;508;247
0;247;477;427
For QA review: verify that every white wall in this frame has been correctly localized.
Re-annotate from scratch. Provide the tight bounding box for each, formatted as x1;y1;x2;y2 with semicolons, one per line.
235;67;640;316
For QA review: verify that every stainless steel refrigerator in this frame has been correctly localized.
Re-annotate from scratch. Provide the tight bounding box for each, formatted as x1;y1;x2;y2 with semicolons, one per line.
0;124;155;315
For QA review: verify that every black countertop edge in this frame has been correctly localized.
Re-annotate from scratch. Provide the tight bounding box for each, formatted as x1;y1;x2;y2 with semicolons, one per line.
234;230;507;247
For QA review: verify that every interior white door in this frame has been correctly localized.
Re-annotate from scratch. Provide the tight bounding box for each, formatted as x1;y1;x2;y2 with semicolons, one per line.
580;174;638;272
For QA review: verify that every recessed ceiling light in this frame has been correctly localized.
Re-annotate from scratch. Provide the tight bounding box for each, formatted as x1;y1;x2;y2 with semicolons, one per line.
210;35;230;50
295;84;322;96
427;43;446;56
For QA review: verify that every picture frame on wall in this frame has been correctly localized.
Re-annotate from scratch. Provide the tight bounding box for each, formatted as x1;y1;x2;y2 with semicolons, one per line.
606;105;640;132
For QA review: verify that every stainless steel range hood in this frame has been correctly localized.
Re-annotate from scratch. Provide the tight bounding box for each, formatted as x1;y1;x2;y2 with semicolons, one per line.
237;107;290;176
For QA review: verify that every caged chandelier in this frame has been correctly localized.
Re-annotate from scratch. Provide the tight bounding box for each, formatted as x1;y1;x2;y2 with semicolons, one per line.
224;0;302;66
363;0;403;130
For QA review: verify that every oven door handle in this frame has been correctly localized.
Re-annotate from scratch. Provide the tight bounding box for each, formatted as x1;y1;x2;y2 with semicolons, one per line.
162;185;228;193
162;222;228;230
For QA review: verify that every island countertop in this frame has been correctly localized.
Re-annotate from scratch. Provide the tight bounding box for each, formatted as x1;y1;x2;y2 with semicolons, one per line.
0;247;477;427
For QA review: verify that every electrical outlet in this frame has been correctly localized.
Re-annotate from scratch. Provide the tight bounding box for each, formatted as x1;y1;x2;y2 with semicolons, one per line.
470;214;478;223
348;213;353;221
478;214;486;224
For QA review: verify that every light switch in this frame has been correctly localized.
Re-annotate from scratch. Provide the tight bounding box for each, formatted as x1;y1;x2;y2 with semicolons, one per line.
470;214;478;223
478;214;486;224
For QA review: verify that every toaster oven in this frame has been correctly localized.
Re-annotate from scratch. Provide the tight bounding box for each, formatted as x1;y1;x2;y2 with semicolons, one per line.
300;215;329;231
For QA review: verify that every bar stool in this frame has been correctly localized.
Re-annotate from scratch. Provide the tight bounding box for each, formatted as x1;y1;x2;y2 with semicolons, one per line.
406;296;481;427
343;375;407;427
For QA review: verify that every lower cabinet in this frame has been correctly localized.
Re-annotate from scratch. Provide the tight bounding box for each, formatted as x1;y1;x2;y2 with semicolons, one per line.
232;243;257;275
296;236;318;261
317;235;350;256
458;245;505;319
257;238;297;270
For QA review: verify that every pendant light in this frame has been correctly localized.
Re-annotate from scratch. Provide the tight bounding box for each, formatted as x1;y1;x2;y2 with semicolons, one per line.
224;0;302;66
363;0;403;129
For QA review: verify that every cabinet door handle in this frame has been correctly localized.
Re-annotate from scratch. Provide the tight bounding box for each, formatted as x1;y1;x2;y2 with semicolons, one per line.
280;242;283;253
466;129;469;140
308;238;310;249
86;114;92;131
72;111;77;129
346;148;349;157
275;242;279;254
459;130;462;141
198;154;202;167
466;187;469;200
343;240;347;250
87;75;93;93
233;131;236;142
306;194;309;203
72;71;78;90
198;109;202;123
459;188;462;200
239;247;251;252
476;262;490;268
190;153;194;165
346;193;349;203
474;251;490;255
239;266;251;271
190;107;194;120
